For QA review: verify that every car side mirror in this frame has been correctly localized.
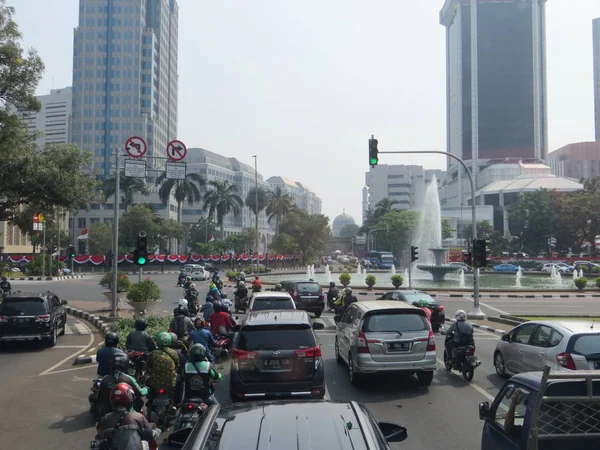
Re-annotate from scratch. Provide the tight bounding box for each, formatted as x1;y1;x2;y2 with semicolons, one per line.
232;325;241;333
312;322;324;330
479;402;490;420
378;422;408;442
501;334;510;342
60;300;68;305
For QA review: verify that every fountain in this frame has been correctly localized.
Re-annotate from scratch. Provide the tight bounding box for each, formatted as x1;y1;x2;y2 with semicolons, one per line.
362;266;368;278
413;176;460;282
516;267;523;288
579;269;584;279
550;265;562;286
459;270;466;288
310;264;315;279
573;270;578;282
403;268;409;283
555;270;562;286
306;265;311;278
325;265;332;284
356;265;361;276
390;265;396;276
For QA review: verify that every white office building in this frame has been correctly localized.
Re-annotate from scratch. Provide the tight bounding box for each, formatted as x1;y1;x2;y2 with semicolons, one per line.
267;177;322;215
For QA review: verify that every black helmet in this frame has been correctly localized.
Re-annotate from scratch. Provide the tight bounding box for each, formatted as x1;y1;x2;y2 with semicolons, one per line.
105;331;119;347
221;292;227;299
189;343;207;362
329;282;335;287
134;318;147;331
213;301;222;313
1;276;6;281
109;353;129;373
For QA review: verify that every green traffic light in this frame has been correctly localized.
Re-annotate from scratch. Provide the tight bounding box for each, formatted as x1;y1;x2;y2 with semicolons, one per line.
137;257;146;265
370;157;378;165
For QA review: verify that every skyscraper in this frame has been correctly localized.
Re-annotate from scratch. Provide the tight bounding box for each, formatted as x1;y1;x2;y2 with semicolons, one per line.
71;0;179;176
440;0;548;172
594;18;600;141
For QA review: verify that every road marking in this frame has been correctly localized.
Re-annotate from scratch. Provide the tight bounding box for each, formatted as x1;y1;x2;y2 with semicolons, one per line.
479;302;509;315
39;364;98;376
38;316;96;376
436;357;496;402
324;383;331;400
54;345;88;349
74;323;90;334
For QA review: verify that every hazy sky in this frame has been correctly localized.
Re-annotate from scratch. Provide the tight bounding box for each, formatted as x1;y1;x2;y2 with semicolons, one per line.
11;0;600;223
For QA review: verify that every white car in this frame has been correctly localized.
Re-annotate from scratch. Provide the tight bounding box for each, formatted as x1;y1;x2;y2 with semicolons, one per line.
248;291;296;313
183;264;210;281
541;263;569;274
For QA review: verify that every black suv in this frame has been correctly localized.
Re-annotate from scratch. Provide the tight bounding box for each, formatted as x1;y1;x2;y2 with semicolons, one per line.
280;280;325;317
378;290;446;331
174;400;407;449
0;291;67;346
229;310;325;402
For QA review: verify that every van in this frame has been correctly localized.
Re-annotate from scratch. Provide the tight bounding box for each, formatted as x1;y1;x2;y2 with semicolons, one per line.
183;264;209;281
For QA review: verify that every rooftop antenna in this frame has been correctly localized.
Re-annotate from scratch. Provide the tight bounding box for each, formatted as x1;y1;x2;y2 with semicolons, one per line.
591;319;595;329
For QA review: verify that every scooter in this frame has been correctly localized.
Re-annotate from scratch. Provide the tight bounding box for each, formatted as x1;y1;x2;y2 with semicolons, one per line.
167;399;210;447
441;330;481;382
126;351;148;386
147;387;178;428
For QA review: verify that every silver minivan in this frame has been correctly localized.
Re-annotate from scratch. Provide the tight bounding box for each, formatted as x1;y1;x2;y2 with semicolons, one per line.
334;301;437;387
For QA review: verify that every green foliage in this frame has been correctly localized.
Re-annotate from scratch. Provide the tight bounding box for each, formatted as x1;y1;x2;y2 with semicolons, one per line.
156;172;204;223
441;219;454;240
339;273;351;286
126;279;161;303
87;222;113;255
595;277;600;289
269;232;298;255
218;229;258;254
265;186;294;234
25;254;64;276
189;218;217;250
509;190;558;256
391;274;404;289
99;272;132;293
118;205;158;250
365;274;376;288
226;271;239;280
111;315;172;351
574;277;588;291
101;170;149;209
245;187;270;216
339;223;361;238
279;209;330;264
241;265;269;274
373;198;400;219
203;180;243;240
375;210;419;256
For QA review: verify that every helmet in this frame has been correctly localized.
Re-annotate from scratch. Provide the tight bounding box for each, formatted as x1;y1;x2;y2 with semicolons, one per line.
109;383;136;410
105;331;119;347
329;282;335;287
345;287;353;295
455;310;467;321
194;317;206;329
186;276;192;280
190;283;196;289
213;301;222;313
412;301;420;307
417;299;429;308
189;343;207;361
255;275;259;279
275;283;282;290
238;281;245;288
221;292;228;299
109;353;129;373
134;318;147;331
209;283;216;289
1;276;6;281
169;332;179;346
178;298;188;308
155;331;172;347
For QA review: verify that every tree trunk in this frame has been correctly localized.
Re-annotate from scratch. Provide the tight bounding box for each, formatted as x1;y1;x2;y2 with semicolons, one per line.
220;220;225;241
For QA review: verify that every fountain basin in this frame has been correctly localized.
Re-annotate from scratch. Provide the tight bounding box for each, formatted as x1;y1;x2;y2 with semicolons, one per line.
416;264;460;282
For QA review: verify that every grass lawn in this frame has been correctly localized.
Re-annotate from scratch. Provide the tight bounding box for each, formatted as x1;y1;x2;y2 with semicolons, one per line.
519;316;600;321
1;272;25;278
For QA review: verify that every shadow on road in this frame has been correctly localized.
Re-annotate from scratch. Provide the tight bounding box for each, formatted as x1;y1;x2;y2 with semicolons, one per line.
48;410;95;434
0;341;47;353
485;372;509;391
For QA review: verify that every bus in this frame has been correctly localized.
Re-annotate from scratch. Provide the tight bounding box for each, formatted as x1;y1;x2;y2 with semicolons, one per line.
364;251;395;269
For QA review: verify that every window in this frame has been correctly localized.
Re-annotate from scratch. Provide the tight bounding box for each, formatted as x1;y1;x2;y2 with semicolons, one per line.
78;218;87;228
251;297;295;311
237;325;315;351
531;325;554;347
295;283;320;294
492;384;531;438
512;323;537;344
363;312;428;332
0;298;48;315
569;334;600;357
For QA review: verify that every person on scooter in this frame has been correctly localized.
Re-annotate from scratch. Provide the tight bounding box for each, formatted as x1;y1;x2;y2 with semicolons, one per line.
96;383;160;450
251;275;262;293
96;332;126;377
173;298;190;317
168;333;187;407
412;299;432;325
0;276;11;297
182;344;223;406
210;301;234;338
272;283;284;292
183;276;193;290
326;282;339;311
220;293;233;312
235;280;249;307
189;318;215;362
207;283;221;302
146;332;180;404
185;283;200;314
177;270;186;286
445;310;475;367
97;354;148;417
170;305;195;340
238;270;246;282
126;318;156;353
214;276;224;291
200;298;215;322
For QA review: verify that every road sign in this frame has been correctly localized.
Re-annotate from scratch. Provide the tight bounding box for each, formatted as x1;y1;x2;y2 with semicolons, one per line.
38;213;45;223
166;140;187;161
354;236;367;245
124;159;147;178
33;214;39;223
166;161;186;180
125;136;147;158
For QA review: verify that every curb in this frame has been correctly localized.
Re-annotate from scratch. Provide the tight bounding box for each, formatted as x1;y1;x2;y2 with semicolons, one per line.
445;318;506;336
74;354;97;365
7;275;85;281
65;306;112;335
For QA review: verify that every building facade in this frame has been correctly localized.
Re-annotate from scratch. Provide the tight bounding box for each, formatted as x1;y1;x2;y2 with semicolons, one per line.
440;0;548;206
267;177;322;215
548;141;600;180
18;87;72;148
594;18;600;141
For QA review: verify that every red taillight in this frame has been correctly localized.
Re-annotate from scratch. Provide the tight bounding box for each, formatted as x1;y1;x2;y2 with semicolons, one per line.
420;330;436;351
185;403;195;410
295;346;322;358
0;316;7;323
357;332;380;353
556;352;576;370
158;388;165;394
232;349;258;359
466;347;475;355
293;289;298;298
36;315;51;322
438;305;445;312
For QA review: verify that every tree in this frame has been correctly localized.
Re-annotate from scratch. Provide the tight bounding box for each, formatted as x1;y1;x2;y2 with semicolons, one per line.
441;219;454;240
374;210;419;256
269;232;298;255
279;209;330;264
118;205;159;251
373;198;400;219
156;172;204;223
265;186;294;234
101;171;149;209
189;218;217;249
462;220;509;255
87;222;113;255
509;190;558;256
245;187;269;217
203;180;243;240
339;223;360;238
156;218;186;253
221;229;259;254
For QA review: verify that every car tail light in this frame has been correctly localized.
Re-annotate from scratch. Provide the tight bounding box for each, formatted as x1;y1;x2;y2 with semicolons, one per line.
158;388;165;394
293;289;298;299
232;349;258;359
0;316;7;323
36;315;51;322
357;332;380;353
295;346;321;358
417;330;436;351
556;352;576;370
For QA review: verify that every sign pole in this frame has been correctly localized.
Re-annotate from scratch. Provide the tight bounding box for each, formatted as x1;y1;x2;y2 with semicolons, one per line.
111;150;121;318
42;222;46;277
56;208;60;270
408;262;412;289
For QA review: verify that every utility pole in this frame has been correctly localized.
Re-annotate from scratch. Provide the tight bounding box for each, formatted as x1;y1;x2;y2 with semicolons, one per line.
253;155;259;273
42;221;46;277
110;150;121;317
56;208;61;271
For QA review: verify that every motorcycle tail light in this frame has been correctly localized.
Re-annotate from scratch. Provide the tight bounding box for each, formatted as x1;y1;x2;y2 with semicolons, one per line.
158;388;165;394
185;403;195;410
466;347;475;355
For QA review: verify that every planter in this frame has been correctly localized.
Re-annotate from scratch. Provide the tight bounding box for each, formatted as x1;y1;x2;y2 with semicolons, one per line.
103;291;126;310
127;300;161;316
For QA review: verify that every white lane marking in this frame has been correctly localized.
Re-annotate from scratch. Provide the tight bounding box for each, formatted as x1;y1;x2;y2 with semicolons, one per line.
54;345;88;349
436;357;496;402
324;384;331;400
39;364;99;376
38;316;95;376
75;323;90;334
479;302;509;315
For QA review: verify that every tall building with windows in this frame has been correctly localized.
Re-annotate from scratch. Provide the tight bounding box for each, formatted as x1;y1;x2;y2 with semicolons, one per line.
71;0;178;176
594;18;600;141
267;177;322;215
440;0;548;206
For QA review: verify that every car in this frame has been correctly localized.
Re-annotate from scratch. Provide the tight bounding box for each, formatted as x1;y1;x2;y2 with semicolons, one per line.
493;320;600;378
541;263;571;274
335;301;436;387
280;280;325;318
0;291;68;346
377;289;446;331
247;291;296;313
554;262;574;273
173;400;408;449
573;261;600;273
493;263;519;273
183;264;210;281
229;310;325;402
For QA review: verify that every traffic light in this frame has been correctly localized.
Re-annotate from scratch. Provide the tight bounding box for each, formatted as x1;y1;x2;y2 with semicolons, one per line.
462;250;472;266
134;232;148;266
473;239;487;268
369;137;379;167
68;246;75;258
410;246;418;262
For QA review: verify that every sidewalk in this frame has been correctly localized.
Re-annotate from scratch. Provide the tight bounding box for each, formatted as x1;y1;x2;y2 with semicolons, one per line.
67;299;167;319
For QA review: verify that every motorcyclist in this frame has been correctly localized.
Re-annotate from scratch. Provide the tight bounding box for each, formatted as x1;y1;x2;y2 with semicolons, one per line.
344;287;357;307
0;276;11;296
177;270;186;286
183;276;193;290
220;293;233;312
173;298;190;317
213;276;224;291
126;318;157;353
412;299;432;324
182;344;223;406
97;353;148;416
210;301;233;338
96;383;160;450
189;318;215;362
238;270;246;282
445;310;475;367
185;283;200;314
326;282;339;311
207;283;221;302
235;280;248;299
272;283;284;292
170;306;195;340
168;332;187;407
251;275;262;293
200;298;215;321
146;332;180;402
96;332;126;377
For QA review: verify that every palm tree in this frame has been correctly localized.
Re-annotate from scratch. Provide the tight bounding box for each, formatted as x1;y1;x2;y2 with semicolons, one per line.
101;170;149;209
245;187;269;233
155;172;204;223
374;198;400;218
265;186;294;235
203;180;243;240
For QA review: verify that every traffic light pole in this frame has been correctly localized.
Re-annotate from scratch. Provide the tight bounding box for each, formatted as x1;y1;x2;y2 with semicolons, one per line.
379;149;484;319
110;150;121;318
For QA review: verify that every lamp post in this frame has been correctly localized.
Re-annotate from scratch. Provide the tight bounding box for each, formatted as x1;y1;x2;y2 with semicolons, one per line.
253;155;259;273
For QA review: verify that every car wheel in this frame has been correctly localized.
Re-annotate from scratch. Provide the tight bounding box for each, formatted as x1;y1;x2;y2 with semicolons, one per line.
417;371;434;386
58;314;67;336
47;324;58;347
314;311;322;318
494;351;507;377
348;353;363;386
335;338;343;364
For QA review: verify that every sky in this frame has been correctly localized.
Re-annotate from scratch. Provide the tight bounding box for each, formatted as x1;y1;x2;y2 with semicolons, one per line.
11;0;600;224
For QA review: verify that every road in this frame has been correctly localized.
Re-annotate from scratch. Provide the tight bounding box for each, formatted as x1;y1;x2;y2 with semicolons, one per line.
0;272;578;449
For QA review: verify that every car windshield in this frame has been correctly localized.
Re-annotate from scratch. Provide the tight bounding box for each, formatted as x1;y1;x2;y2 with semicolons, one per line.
380;255;394;263
0;299;47;315
252;298;295;311
237;325;315;351
570;334;600;358
401;293;435;304
296;283;320;294
363;312;428;333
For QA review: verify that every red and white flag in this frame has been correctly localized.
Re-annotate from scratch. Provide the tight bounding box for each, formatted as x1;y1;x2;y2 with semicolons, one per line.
77;228;89;240
208;234;215;243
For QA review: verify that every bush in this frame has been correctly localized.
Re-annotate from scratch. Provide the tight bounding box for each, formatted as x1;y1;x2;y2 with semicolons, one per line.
126;279;161;303
574;277;588;291
595;277;600;289
391;274;404;289
111;315;172;351
99;271;131;292
339;273;351;286
226;271;239;280
592;266;600;273
25;254;65;276
365;274;376;289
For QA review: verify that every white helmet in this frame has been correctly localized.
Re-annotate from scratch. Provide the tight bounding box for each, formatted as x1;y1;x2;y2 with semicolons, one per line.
190;283;196;289
238;281;245;288
455;310;467;321
178;298;188;308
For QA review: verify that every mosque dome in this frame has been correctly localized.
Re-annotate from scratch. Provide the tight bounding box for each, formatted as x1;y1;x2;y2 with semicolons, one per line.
332;210;356;236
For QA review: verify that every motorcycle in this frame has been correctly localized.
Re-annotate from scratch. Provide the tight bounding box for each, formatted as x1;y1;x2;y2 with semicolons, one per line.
147;387;178;428
176;275;186;287
327;296;337;312
188;298;200;316
233;289;248;313
126;351;148;386
88;378;105;420
442;342;481;381
212;334;232;361
167;399;210;447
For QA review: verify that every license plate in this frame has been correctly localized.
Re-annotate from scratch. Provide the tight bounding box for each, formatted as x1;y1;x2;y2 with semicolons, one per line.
90;440;104;450
153;397;170;406
264;359;291;369
387;342;411;352
180;413;198;421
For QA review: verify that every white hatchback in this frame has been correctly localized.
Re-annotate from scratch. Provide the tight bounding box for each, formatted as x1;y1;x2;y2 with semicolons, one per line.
248;292;296;313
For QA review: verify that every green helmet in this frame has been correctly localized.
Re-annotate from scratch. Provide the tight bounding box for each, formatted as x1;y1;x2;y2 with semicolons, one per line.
417;299;429;308
275;283;282;290
155;331;172;347
189;343;207;361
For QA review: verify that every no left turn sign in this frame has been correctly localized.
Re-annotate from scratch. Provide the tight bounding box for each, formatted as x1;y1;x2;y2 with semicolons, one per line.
125;136;147;158
167;139;187;161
